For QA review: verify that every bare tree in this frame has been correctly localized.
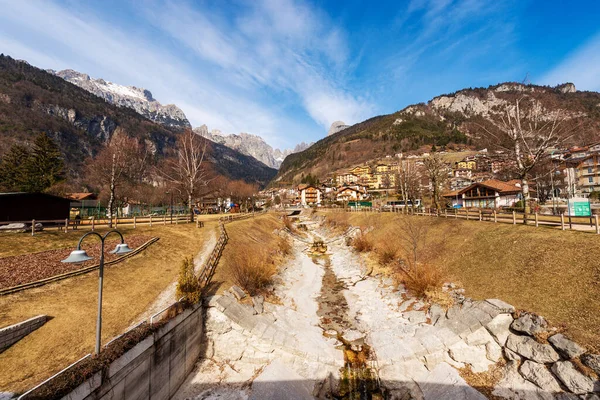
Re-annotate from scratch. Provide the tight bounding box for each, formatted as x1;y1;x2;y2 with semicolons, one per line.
397;160;422;213
88;134;147;227
482;97;575;222
423;154;448;213
161;129;209;222
394;217;429;279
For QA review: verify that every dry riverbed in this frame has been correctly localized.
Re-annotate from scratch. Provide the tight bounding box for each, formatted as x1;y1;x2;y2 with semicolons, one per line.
175;213;600;399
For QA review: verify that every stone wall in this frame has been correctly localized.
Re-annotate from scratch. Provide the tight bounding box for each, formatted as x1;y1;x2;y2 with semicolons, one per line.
0;315;47;353
26;303;203;400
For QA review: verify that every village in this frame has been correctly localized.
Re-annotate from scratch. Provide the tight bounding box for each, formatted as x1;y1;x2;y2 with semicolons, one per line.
261;142;600;215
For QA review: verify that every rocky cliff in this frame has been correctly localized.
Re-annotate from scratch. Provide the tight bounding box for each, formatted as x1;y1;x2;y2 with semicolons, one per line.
50;69;191;129
194;125;312;169
275;82;600;184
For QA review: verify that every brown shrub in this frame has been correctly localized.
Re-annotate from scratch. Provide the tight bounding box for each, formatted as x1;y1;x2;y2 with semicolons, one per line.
282;215;295;232
395;262;444;298
176;256;202;304
352;231;373;252
278;236;293;256
377;242;398;265
225;243;276;295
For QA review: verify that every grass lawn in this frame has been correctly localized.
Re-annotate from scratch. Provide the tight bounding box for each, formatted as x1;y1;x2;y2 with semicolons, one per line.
0;222;216;393
324;211;600;353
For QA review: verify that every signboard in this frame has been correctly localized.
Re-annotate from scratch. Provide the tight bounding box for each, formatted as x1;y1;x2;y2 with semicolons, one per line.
568;197;591;217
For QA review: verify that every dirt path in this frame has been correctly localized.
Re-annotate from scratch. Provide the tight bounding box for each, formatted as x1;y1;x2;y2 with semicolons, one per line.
174;217;598;399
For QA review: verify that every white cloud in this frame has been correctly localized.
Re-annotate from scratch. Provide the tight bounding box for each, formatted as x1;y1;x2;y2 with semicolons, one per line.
541;32;600;91
0;0;363;148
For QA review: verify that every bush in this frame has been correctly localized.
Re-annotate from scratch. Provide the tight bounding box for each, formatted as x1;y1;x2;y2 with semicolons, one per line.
395;261;444;298
278;236;293;256
226;244;276;295
176;256;202;304
352;231;373;252
282;215;295;232
378;243;398;265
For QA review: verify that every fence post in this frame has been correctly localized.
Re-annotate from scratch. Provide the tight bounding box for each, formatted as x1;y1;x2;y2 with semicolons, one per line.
31;219;35;236
133;216;136;229
115;216;118;229
479;210;482;221
493;210;497;223
512;211;516;225
595;215;599;235
561;213;565;230
444;209;447;218
535;212;539;227
164;215;166;226
455;209;457;219
466;209;469;221
65;218;68;233
150;215;153;227
92;217;95;231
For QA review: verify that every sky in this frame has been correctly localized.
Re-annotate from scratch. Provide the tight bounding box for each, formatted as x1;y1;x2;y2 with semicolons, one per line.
1;0;600;150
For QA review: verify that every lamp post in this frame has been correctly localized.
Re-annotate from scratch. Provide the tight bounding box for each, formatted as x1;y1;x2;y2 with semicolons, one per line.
62;230;132;354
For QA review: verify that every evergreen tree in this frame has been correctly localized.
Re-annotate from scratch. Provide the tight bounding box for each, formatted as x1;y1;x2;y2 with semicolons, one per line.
23;133;64;192
0;144;30;191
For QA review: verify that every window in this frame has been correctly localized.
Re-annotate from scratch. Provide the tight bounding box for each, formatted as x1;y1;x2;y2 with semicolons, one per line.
589;177;594;183
589;167;594;173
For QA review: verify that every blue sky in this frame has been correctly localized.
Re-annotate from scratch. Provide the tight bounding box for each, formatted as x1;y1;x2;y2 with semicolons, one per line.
1;0;600;150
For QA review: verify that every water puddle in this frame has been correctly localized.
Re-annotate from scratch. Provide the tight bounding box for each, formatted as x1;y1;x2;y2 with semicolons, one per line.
313;248;383;400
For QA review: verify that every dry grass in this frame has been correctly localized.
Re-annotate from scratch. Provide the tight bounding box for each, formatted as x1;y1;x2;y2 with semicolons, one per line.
396;262;445;299
210;214;287;297
323;211;600;353
352;230;374;252
0;222;214;393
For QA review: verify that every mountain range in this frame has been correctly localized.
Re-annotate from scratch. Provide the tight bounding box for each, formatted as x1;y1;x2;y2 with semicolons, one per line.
0;54;276;188
275;82;600;184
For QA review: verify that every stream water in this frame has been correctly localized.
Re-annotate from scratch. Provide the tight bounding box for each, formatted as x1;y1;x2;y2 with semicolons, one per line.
312;246;384;400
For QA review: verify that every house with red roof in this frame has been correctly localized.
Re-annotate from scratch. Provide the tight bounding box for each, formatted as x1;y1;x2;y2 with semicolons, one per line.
443;179;522;209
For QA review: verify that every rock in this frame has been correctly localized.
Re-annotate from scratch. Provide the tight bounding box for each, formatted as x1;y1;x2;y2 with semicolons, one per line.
551;361;595;394
342;329;364;343
486;340;503;363
404;310;428;324
465;327;496;346
505;334;560;363
230;285;247;300
504;347;522;362
205;308;233;334
492;361;554;400
581;354;600;375
511;313;549;336
519;360;562;392
323;330;338;339
581;394;600;400
486;313;513;346
327;121;349;136
417;362;488;400
448;342;494;373
429;304;445;325
249;359;314;400
485;298;515;313
252;295;264;314
548;334;586;359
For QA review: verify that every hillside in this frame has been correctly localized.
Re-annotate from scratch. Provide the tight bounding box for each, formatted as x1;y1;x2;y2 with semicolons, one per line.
0;55;276;187
274;82;600;184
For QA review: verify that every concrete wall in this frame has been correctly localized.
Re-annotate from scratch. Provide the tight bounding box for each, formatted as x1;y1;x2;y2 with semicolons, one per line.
29;303;203;400
0;315;47;353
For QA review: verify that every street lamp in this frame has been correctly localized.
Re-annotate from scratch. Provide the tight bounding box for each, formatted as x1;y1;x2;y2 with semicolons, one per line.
62;230;132;354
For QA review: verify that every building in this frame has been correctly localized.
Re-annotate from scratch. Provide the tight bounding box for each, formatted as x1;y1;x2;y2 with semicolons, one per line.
456;159;477;170
443;179;522;209
565;152;600;195
336;171;359;186
298;184;322;206
336;185;369;202
350;165;371;176
66;192;100;217
0;192;71;222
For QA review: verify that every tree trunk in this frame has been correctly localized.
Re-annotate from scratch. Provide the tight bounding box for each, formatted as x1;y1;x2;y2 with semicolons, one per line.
521;177;530;224
188;192;194;222
108;153;116;228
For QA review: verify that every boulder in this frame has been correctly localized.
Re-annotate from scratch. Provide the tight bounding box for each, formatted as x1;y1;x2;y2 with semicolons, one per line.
519;360;562;392
511;313;548;336
581;354;600;375
485;298;515;313
492;361;554;400
505;334;560;363
485;313;513;346
448;342;494;373
252;295;264;314
548;334;585;359
551;361;595;394
230;285;247;300
504;347;521;362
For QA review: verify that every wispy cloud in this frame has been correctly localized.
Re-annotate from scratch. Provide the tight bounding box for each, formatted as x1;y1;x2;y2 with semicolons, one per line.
541;32;600;91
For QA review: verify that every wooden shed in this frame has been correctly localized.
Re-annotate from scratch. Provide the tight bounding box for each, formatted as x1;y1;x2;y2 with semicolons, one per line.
0;192;71;222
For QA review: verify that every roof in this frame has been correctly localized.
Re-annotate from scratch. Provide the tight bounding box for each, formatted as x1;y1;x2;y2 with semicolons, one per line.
442;189;462;198
458;179;521;196
297;184;319;191
66;192;97;200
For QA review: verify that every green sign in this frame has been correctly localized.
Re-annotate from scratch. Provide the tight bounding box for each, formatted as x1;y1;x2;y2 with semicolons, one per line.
348;201;372;208
568;198;591;216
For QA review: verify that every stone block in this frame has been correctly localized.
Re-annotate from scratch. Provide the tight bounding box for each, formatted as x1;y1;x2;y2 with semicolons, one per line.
548;334;586;359
551;361;595;394
519;360;562;392
505;334;560;364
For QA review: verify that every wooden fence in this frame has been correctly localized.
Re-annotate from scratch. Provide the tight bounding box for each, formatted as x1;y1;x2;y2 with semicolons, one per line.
341;206;600;234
